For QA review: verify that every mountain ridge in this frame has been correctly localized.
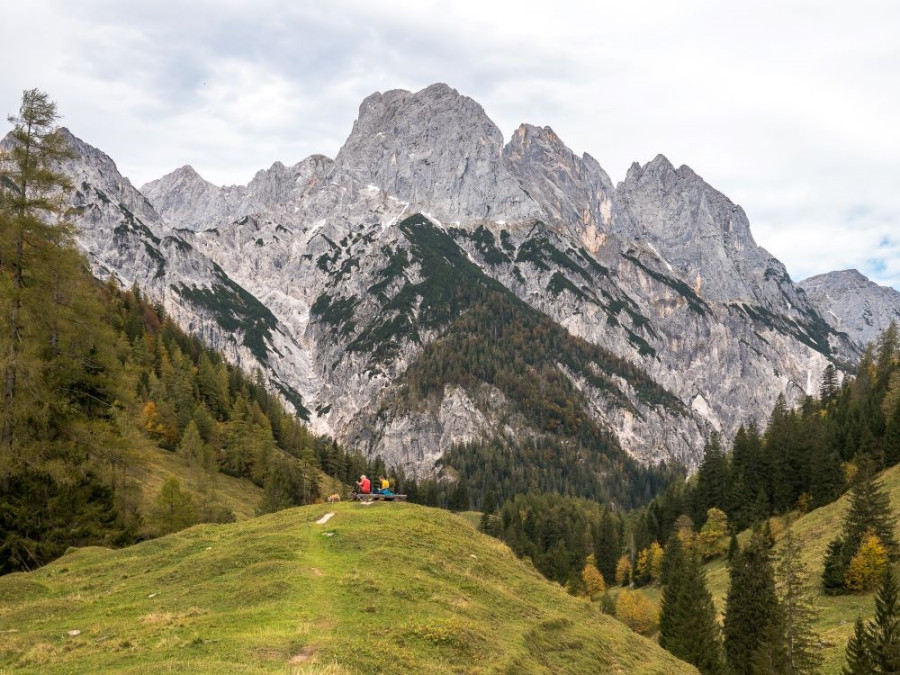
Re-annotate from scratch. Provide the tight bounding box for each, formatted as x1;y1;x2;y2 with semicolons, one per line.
33;83;894;482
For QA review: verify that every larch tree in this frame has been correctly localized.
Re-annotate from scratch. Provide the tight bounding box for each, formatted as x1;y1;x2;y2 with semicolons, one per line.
0;89;74;462
776;528;823;674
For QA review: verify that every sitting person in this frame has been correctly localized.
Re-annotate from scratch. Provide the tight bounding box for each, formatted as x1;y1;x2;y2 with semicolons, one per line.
376;475;396;496
356;475;371;494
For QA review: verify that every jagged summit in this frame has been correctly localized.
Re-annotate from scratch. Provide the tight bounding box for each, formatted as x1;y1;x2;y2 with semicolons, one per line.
334;83;540;223
503;122;614;235
801;269;900;348
611;150;790;305
141;153;334;232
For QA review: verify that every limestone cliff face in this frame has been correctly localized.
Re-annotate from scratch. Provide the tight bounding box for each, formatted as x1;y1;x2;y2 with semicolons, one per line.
333;83;540;223
44;84;869;478
800;270;900;350
53;129;314;413
613;155;800;309
502;123;615;246
140;155;333;232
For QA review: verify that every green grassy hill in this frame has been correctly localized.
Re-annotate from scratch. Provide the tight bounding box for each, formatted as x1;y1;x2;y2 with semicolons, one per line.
0;502;695;674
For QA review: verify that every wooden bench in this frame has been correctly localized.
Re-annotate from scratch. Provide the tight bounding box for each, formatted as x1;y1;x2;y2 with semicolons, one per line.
352;493;408;502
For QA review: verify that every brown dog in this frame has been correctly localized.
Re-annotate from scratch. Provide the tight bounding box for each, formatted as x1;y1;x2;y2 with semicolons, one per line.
327;493;341;503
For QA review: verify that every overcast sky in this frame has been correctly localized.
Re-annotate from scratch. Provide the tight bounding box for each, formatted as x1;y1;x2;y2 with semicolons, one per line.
2;0;898;290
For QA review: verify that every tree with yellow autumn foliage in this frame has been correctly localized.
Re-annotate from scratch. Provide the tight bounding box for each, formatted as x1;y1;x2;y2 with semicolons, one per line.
616;589;659;635
615;554;632;586
844;531;889;592
582;554;606;599
635;541;664;585
697;508;729;560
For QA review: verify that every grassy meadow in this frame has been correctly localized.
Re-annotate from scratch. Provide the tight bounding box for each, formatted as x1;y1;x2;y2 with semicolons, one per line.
0;502;695;674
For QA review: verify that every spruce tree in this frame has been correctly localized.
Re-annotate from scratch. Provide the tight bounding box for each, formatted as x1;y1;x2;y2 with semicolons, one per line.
843;463;898;560
659;535;725;674
594;509;620;586
843;617;874;675
693;433;729;523
723;527;783;675
820;363;839;403
869;568;900;672
884;398;900;467
843;569;900;673
825;462;899;593
822;538;849;596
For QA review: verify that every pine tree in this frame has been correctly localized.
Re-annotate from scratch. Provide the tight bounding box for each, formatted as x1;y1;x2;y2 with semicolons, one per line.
776;528;823;674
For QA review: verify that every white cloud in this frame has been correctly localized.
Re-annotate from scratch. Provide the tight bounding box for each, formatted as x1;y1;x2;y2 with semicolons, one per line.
1;0;898;289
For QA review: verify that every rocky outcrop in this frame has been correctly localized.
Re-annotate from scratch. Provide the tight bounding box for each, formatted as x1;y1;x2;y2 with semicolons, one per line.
140;155;333;232
332;83;540;223
800;269;900;350
613;155;798;308
502;123;614;246
54;128;315;414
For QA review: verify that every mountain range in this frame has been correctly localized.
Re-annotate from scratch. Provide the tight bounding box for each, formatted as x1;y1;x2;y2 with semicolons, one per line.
45;83;900;484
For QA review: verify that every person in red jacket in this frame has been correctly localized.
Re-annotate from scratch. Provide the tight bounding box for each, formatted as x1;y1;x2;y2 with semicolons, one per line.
356;475;371;494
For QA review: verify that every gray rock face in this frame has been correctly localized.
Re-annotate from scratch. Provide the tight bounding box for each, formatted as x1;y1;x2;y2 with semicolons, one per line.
800;270;900;349
333;83;540;223
141;155;333;232
45;85;869;479
53;128;315;411
613;155;800;309
502;123;615;243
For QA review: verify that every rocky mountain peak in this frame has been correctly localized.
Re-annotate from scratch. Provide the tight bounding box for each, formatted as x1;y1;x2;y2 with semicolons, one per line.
141;152;334;232
611;152;781;304
503;122;614;236
800;270;900;349
144;164;212;192
334;84;540;224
